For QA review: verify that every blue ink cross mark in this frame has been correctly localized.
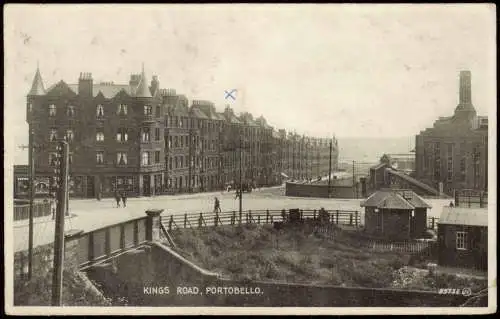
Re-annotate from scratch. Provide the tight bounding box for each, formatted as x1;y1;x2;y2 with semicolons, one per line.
224;89;237;100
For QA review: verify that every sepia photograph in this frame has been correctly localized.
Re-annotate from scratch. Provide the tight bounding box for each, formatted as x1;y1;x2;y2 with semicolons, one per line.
3;3;496;316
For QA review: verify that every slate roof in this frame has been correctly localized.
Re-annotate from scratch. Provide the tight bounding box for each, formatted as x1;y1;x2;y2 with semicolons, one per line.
190;107;209;119
28;68;46;96
64;84;133;98
361;189;431;209
439;206;488;227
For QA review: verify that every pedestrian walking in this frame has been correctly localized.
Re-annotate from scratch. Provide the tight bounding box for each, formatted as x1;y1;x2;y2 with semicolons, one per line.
214;197;221;213
114;190;121;208
121;191;128;208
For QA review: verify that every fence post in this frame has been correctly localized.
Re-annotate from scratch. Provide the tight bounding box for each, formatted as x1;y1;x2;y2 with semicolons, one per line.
313;209;316;220
271;215;274;224
281;209;286;222
258;215;260;224
300;210;303;220
431;217;435;230
336;210;339;225
480;192;484;208
198;213;203;228
266;210;269;224
239;210;242;225
184;213;187;228
249;211;252;224
169;215;173;231
355;211;359;228
232;211;236;225
214;212;219;227
349;213;353;226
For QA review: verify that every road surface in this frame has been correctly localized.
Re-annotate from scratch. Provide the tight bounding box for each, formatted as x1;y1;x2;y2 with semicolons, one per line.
12;186;450;252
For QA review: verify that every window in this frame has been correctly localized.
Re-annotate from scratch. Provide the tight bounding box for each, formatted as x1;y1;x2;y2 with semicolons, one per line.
169;157;173;170
447;157;453;181
174;157;178;169
155;128;161;141
68;153;73;165
460;157;466;182
66;130;74;142
118;104;128;115
142;128;151;142
116;128;128;142
155;151;160;163
142;152;150;165
155;105;161;117
28;103;33;113
49;153;57;166
49;104;56;116
96;151;104;164
179;117;183;128
144;105;153;116
67;105;75;117
117;152;128;165
174;136;179;148
168;136;172;149
96;131;104;142
97;105;104;118
49;128;57;142
456;231;467;250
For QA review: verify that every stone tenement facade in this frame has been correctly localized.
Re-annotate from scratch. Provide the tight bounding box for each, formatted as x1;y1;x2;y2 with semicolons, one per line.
25;66;338;198
415;71;488;196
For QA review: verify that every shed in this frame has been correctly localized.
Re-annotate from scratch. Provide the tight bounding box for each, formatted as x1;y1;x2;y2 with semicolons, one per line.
437;207;488;270
361;189;431;240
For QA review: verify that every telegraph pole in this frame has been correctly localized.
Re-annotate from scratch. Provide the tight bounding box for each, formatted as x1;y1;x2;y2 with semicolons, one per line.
328;140;332;197
27;128;35;280
238;135;244;215
52;140;69;306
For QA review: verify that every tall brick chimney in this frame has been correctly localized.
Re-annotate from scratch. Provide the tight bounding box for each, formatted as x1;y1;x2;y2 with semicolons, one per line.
78;72;93;97
459;70;472;104
454;70;476;121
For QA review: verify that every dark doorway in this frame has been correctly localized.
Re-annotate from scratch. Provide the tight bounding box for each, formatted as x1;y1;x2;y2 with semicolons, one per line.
87;176;95;198
142;175;151;196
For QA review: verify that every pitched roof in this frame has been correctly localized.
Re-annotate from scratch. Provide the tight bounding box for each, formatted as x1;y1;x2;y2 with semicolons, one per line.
65;84;133;98
28;68;46;96
191;107;209;119
361;189;431;209
439;206;488;227
134;69;152;98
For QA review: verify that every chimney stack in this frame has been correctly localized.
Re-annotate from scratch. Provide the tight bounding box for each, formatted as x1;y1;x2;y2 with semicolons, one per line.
459;70;472;104
78;72;93;97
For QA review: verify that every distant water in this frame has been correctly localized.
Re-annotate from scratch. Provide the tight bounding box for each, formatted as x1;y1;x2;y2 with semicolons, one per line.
337;136;415;163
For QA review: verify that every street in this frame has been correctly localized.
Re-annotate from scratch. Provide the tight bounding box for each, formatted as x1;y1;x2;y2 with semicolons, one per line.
12;186;450;252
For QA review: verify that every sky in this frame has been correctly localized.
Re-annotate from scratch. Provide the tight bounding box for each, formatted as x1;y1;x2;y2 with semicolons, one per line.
4;4;496;164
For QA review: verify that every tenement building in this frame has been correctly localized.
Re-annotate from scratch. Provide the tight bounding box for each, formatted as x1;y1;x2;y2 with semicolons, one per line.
25;66;338;198
415;71;488;196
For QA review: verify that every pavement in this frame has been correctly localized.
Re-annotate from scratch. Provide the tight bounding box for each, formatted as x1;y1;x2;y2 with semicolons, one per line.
11;186;451;253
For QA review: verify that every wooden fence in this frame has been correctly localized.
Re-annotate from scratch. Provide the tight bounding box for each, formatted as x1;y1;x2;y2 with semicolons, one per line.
162;209;362;231
364;240;432;254
14;202;52;221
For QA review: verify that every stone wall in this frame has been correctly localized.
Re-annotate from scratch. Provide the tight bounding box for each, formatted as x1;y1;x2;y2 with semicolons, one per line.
285;182;360;198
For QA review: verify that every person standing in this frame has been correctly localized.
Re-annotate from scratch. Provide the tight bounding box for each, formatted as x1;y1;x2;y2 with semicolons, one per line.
114;189;121;208
214;197;221;213
121;190;127;208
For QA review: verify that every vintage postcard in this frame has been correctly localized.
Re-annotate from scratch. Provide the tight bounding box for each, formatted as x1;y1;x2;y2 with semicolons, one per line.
4;3;496;316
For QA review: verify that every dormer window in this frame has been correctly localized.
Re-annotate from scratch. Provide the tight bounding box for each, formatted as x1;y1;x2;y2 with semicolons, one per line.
97;105;104;118
118;104;128;115
67;105;75;117
49;104;56;117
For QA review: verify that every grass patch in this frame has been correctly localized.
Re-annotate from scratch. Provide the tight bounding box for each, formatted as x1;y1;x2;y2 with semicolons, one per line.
171;224;410;288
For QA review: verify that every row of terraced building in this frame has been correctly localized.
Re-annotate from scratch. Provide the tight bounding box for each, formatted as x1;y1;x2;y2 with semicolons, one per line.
21;66;338;198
